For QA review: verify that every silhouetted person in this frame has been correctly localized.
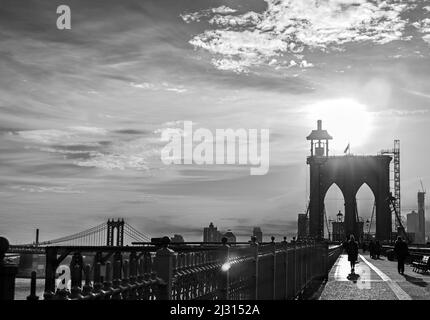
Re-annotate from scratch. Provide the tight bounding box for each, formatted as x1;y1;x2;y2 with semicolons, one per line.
394;236;409;275
374;240;381;259
342;237;349;253
347;235;359;274
369;240;375;259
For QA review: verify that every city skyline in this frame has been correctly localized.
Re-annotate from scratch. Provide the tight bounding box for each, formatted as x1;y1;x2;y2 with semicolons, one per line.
1;0;430;243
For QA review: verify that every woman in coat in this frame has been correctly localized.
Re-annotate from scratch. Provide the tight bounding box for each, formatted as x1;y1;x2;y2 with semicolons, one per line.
347;235;359;274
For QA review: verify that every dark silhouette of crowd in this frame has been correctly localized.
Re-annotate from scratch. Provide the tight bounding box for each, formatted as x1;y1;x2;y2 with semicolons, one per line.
341;234;410;278
368;239;382;259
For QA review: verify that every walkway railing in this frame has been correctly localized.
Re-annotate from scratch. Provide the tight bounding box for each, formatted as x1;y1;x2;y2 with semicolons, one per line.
382;245;430;263
1;236;342;300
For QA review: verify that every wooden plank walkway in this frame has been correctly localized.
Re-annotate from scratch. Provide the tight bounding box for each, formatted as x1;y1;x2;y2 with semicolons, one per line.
320;252;430;300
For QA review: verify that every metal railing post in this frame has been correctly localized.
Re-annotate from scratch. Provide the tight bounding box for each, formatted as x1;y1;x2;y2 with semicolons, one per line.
298;241;302;294
293;240;297;296
26;271;39;301
271;236;276;299
0;237;18;300
43;246;59;300
70;264;83;299
304;240;308;288
129;252;137;300
250;236;258;300
82;265;92;296
70;252;83;299
154;236;175;300
112;259;122;300
325;242;329;279
283;237;288;300
121;260;130;300
312;240;316;280
218;237;230;300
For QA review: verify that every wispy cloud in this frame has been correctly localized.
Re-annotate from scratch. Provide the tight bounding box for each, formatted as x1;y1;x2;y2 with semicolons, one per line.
13;126;162;172
182;0;415;72
16;127;107;145
180;5;237;23
10;185;84;194
1;0;430;243
412;18;430;44
130;81;188;93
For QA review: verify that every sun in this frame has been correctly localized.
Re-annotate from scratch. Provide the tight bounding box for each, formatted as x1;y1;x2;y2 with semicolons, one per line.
306;98;373;153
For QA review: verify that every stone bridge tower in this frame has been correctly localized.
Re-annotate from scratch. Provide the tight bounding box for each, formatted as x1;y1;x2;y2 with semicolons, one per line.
306;120;392;241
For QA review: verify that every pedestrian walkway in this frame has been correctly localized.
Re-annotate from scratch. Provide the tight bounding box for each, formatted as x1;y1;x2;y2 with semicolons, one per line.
320;252;430;300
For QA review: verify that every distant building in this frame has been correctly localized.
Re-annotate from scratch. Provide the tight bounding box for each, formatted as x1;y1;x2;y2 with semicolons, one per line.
406;232;416;243
223;230;236;244
203;222;221;242
407;210;419;235
253;227;263;243
417;192;426;244
170;234;185;243
297;213;309;239
406;192;426;244
407;210;421;243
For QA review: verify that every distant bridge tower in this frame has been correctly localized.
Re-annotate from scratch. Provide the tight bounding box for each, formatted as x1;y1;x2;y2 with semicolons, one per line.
106;219;125;246
306;120;392;241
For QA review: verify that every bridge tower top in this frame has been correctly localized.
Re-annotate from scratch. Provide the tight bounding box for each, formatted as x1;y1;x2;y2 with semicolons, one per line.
107;219;125;246
306;120;333;157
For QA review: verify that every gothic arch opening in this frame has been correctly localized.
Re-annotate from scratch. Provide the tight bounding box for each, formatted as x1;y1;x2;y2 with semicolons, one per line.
324;183;344;240
356;183;376;241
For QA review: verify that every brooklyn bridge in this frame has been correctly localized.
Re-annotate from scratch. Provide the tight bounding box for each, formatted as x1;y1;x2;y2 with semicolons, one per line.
1;121;429;300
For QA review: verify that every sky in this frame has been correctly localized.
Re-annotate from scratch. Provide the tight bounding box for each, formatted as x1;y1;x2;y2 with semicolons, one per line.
1;0;430;243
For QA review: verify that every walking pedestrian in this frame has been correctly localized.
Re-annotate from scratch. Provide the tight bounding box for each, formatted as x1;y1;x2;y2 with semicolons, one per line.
369;240;375;259
347;235;359;274
375;240;381;259
394;236;409;275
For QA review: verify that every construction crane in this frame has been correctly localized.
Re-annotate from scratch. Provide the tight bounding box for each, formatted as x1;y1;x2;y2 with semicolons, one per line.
380;140;400;231
323;205;330;240
420;179;426;193
387;193;410;243
366;201;376;239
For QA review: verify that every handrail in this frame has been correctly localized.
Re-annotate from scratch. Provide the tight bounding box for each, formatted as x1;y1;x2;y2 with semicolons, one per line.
1;237;342;300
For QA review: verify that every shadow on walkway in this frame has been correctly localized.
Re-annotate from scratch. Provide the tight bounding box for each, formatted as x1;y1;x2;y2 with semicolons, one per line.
403;274;428;287
347;273;360;283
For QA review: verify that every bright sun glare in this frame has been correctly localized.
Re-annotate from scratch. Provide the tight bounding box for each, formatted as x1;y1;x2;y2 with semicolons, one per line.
306;98;373;154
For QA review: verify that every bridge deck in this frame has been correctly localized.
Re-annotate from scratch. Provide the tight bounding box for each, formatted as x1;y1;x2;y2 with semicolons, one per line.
320;251;430;300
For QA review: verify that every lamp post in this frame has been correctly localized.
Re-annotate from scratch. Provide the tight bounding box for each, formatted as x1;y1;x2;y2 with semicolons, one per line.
334;211;344;242
365;219;370;240
337;210;343;223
